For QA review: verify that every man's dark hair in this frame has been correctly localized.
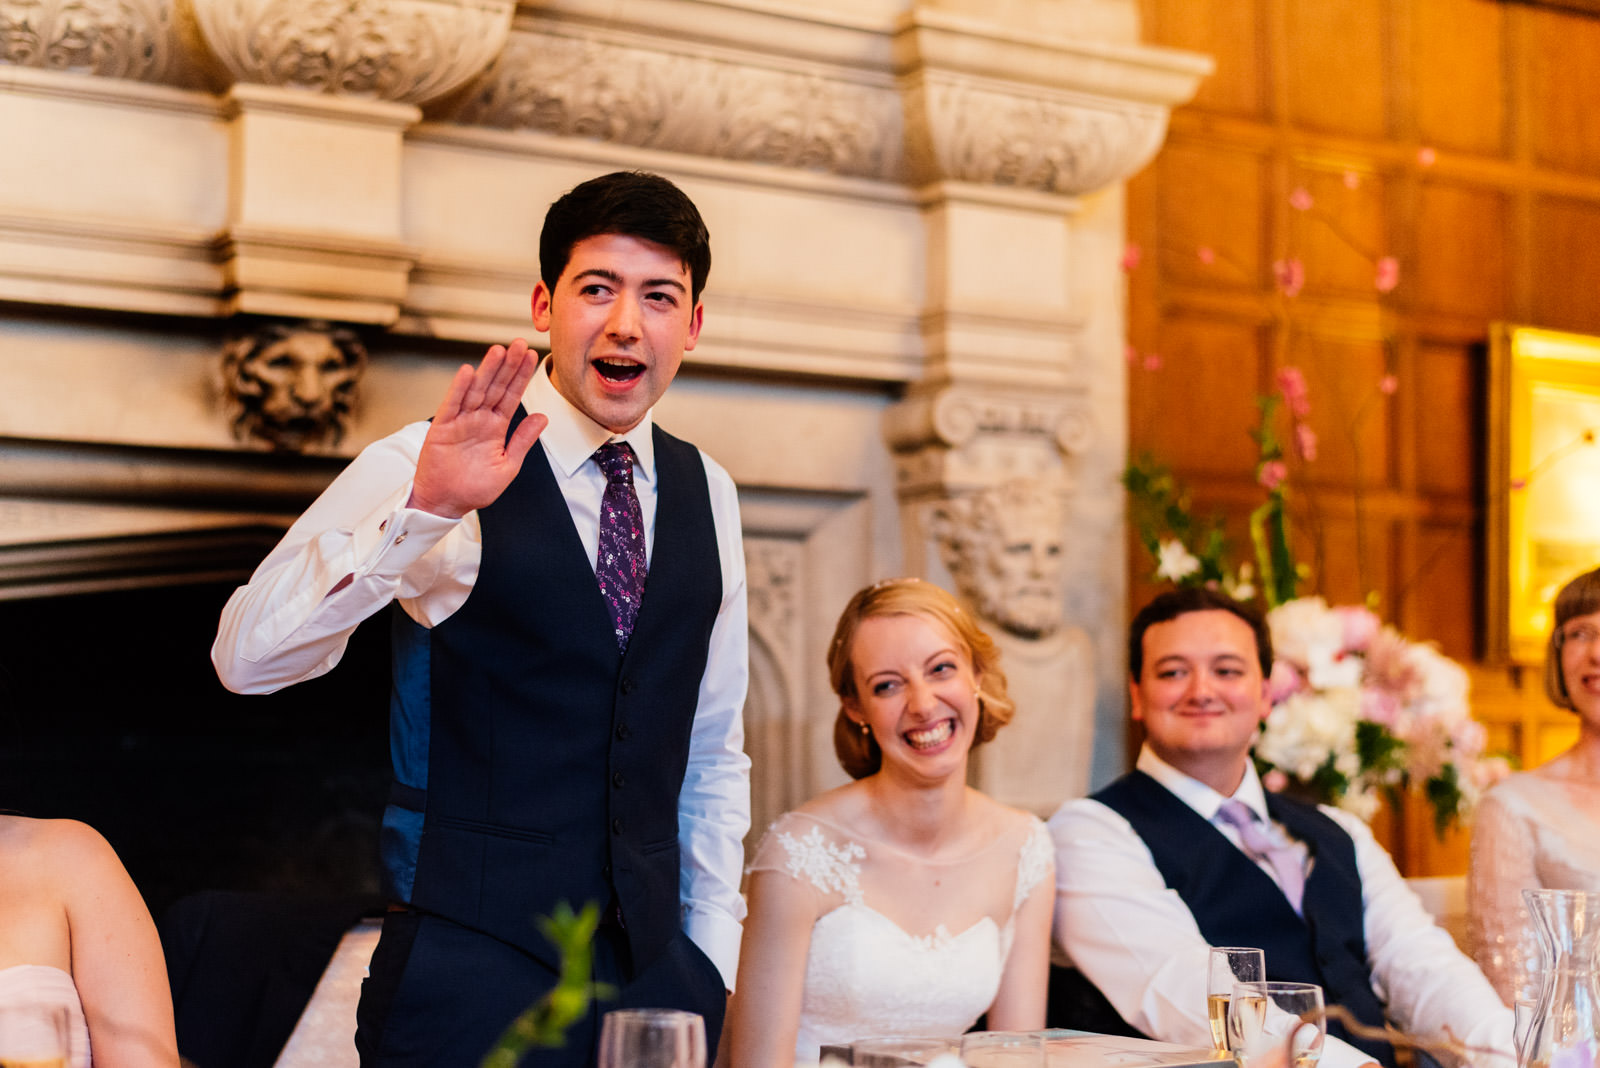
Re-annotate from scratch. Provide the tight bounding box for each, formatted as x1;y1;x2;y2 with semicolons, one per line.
539;171;712;302
1128;587;1273;681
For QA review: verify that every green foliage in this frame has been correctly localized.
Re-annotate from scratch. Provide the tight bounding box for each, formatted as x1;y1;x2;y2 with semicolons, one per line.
1354;720;1405;775
1424;764;1466;838
479;901;615;1068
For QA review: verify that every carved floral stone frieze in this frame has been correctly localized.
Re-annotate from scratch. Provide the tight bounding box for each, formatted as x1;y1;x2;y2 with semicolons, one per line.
0;0;180;82
181;0;513;104
746;538;800;656
902;75;1169;196
443;28;903;182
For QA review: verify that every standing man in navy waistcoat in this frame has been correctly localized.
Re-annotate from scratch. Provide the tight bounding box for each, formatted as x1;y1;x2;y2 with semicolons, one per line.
213;172;750;1067
1047;588;1511;1068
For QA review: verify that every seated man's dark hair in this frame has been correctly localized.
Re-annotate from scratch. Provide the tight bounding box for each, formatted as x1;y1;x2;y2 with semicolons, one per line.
539;171;712;302
1128;587;1273;681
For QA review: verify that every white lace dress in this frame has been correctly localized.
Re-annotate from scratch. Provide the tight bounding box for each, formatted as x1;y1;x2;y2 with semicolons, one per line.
1467;769;1600;1004
748;811;1053;1062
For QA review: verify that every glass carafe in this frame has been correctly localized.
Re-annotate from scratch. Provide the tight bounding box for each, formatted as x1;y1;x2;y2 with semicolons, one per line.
1520;889;1600;1068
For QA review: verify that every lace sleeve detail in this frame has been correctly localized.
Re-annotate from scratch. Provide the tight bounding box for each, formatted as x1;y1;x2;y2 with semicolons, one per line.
1013;817;1055;911
748;813;866;906
1467;783;1541;1004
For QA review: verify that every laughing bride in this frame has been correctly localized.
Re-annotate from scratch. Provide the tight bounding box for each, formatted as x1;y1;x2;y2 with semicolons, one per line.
725;578;1053;1066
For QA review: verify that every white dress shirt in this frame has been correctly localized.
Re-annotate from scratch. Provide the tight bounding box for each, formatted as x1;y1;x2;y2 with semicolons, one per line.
212;362;751;989
1048;747;1513;1068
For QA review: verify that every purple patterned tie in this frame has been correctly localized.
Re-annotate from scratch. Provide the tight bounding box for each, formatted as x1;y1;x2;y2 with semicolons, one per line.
1217;800;1306;915
594;442;647;651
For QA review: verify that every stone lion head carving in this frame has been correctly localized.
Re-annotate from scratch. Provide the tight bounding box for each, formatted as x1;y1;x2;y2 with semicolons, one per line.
222;321;367;452
933;478;1068;640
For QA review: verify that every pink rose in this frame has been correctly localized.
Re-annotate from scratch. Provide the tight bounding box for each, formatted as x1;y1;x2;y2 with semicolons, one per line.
1197;245;1216;265
1360;688;1401;727
1294;422;1319;462
1263;769;1290;793
1143;353;1164;371
1375;256;1400;294
1273;258;1306;298
1334;605;1380;651
1258;459;1288;491
1267;660;1304;704
1342;170;1362;190
1125;344;1139;365
1379;374;1398;395
1121;243;1143;272
1417;146;1437;167
1289;187;1314;212
1276;366;1311;417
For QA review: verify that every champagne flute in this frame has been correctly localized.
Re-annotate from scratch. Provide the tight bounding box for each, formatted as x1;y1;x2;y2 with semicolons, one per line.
958;1031;1047;1068
1208;947;1266;1050
1229;982;1324;1068
0;1005;69;1068
597;1008;706;1068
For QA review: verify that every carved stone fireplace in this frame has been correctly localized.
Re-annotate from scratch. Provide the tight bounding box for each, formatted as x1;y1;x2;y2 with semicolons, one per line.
0;0;1210;892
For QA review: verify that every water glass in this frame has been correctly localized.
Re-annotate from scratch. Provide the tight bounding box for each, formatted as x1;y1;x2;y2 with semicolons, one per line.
597;1008;706;1068
958;1031;1047;1068
1208;947;1266;1050
850;1035;959;1066
1229;981;1324;1068
0;1005;69;1068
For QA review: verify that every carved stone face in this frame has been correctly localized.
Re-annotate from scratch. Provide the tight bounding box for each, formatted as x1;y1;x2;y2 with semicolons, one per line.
936;480;1067;639
223;322;366;452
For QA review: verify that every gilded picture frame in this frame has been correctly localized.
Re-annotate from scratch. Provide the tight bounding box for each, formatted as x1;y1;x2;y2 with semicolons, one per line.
1486;324;1600;665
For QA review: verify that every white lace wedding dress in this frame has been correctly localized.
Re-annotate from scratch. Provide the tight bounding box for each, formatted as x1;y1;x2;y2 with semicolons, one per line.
1467;768;1600;1004
748;810;1053;1062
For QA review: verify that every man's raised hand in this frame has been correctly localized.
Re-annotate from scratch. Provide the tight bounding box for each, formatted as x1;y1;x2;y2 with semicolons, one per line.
407;340;548;519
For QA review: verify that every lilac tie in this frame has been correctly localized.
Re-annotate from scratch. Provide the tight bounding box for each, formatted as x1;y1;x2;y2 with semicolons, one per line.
593;442;646;651
1217;799;1306;915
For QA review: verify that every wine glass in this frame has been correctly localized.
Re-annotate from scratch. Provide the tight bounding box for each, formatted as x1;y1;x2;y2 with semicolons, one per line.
0;1005;69;1068
850;1035;959;1066
597;1008;706;1068
958;1031;1047;1068
1208;947;1266;1051
1514;997;1539;1064
1228;982;1324;1068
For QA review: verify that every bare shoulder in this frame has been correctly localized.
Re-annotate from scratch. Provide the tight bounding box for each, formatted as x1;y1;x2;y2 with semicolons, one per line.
10;819;129;896
792;780;872;828
968;789;1044;841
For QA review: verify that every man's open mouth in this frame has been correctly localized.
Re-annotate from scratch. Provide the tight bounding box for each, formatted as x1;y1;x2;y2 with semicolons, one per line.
594;357;645;383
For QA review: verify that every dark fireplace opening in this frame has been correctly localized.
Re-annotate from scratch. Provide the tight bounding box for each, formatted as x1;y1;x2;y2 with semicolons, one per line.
0;579;393;924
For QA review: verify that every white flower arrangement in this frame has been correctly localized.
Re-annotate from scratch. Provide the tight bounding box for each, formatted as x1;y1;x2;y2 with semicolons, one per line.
1254;597;1510;832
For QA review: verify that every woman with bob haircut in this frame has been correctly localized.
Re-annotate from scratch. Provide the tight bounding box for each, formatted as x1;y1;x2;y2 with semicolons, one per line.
1468;565;1600;1004
725;578;1053;1065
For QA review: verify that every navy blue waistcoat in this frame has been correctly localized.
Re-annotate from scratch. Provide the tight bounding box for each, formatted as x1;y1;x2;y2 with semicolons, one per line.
1095;771;1395;1066
382;416;722;977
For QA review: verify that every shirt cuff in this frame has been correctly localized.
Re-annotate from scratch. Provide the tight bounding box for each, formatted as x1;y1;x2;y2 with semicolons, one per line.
1320;1033;1377;1068
683;907;743;993
348;498;463;581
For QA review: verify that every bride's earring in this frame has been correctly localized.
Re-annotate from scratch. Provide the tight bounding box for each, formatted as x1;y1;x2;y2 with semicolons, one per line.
858;719;870;736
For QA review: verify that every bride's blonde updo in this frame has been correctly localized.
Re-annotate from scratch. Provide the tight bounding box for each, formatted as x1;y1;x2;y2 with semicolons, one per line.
828;578;1015;780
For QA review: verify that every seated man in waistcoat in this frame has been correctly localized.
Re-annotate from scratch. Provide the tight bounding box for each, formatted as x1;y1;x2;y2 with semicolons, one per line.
1047;588;1511;1068
213;172;749;1067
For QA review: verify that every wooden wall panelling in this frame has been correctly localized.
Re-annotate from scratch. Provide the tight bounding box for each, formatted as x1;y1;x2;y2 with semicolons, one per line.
1412;0;1509;158
1414;181;1511;318
1284;0;1390;138
1525;6;1600;176
1157;140;1271;290
1130;314;1270;476
1411;340;1482;498
1287;159;1393;298
1285;332;1393;488
1529;195;1600;333
1398;519;1479;661
1147;0;1271;118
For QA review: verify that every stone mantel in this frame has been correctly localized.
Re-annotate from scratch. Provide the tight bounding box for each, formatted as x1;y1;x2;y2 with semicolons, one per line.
0;0;1209;356
0;0;1211;800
